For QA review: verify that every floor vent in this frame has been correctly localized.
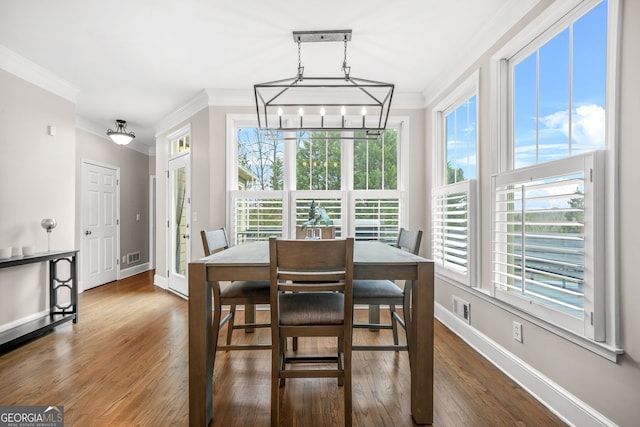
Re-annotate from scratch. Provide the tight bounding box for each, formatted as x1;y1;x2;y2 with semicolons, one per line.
452;295;471;324
126;252;140;264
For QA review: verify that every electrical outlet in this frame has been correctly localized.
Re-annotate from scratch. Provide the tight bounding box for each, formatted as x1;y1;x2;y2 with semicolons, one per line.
513;321;523;343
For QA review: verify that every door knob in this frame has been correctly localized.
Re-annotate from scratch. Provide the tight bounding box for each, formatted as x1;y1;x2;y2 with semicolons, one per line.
182;234;190;239
85;230;92;235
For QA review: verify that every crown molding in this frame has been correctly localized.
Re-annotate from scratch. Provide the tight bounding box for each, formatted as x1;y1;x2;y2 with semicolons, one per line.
206;88;254;106
0;44;79;103
391;92;426;109
154;90;209;137
76;115;107;139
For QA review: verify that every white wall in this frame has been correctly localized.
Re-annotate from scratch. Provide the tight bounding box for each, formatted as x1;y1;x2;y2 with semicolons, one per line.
0;68;76;326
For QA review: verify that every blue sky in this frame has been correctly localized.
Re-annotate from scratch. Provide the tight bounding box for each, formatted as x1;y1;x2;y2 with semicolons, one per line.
446;0;607;174
513;0;607;168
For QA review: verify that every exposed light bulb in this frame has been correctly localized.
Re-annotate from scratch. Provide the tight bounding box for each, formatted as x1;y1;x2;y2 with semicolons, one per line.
320;107;326;116
361;107;367;115
298;107;304;116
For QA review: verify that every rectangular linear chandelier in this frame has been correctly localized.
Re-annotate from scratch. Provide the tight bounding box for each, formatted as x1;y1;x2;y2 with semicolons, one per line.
254;30;394;140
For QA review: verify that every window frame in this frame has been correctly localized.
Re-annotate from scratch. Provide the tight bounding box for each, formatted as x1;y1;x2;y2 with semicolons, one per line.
432;70;480;287
489;0;621;356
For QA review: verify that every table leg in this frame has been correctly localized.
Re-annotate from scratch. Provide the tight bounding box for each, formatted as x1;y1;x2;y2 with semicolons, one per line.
410;262;434;425
71;254;78;323
189;262;213;427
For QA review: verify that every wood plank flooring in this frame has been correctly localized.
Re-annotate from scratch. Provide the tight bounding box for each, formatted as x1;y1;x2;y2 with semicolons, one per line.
0;271;566;426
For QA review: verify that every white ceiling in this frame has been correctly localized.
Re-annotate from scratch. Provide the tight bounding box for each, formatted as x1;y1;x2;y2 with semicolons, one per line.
0;0;538;155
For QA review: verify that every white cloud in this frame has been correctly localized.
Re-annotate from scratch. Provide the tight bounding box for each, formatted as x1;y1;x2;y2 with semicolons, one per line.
571;104;605;148
538;103;605;149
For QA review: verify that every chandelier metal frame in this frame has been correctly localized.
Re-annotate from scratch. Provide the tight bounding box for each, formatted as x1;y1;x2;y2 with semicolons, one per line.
254;30;394;140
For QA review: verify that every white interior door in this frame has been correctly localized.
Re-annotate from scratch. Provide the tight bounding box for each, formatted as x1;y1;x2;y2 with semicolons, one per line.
168;154;191;296
82;161;118;290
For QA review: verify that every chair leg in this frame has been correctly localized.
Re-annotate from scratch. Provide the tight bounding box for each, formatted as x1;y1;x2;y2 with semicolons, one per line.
271;334;281;426
368;304;381;331
389;304;400;347
226;305;237;347
403;281;413;368
337;337;344;386
279;337;286;387
344;336;353;427
212;301;222;355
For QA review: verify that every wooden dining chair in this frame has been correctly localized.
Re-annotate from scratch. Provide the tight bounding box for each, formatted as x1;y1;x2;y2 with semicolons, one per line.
269;237;354;427
200;228;271;351
352;228;423;351
291;224;336;351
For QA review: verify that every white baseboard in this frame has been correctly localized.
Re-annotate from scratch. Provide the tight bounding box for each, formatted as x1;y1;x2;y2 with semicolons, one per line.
119;263;150;280
154;274;168;290
0;310;49;334
435;302;617;427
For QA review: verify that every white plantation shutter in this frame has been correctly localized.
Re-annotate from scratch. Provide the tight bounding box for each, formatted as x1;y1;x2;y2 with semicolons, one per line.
432;180;478;286
353;195;402;244
492;151;605;339
230;192;285;244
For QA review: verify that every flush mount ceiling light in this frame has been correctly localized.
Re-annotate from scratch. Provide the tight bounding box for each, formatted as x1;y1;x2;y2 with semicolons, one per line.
254;29;394;140
106;119;136;145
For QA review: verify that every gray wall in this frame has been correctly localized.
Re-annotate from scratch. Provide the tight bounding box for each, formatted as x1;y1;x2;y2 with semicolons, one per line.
0;66;153;331
427;1;640;425
75;128;150;272
0;68;76;326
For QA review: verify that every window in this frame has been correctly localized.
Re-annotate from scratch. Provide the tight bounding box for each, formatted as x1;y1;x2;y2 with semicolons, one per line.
446;95;477;184
236;127;283;190
432;71;479;285
354;131;398;190
228;116;407;245
493;0;615;344
231;126;285;243
512;2;606;168
170;133;190;157
296;131;341;191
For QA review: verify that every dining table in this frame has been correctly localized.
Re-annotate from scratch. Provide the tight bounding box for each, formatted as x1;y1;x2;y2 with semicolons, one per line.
188;239;434;426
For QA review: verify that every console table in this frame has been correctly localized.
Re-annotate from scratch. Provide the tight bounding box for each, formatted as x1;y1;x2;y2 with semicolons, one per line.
0;250;78;352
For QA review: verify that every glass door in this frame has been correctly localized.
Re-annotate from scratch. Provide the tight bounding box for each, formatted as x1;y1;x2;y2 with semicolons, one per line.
168;154;190;296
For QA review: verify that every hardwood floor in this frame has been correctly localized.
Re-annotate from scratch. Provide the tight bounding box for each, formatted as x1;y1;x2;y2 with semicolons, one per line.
0;271;566;426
